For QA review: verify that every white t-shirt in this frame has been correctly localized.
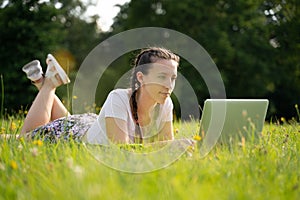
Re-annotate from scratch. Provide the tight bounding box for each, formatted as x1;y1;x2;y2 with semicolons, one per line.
85;89;173;144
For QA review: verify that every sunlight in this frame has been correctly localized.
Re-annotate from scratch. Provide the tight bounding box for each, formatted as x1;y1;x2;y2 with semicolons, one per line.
84;0;131;32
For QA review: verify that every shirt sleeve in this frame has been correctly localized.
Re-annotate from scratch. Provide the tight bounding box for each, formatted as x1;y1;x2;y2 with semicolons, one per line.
102;90;129;121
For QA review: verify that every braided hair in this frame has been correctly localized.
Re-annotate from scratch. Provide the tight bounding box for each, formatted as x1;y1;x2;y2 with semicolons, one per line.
130;47;180;143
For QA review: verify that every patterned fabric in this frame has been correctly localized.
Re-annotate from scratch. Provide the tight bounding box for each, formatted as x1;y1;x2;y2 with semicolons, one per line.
30;113;97;143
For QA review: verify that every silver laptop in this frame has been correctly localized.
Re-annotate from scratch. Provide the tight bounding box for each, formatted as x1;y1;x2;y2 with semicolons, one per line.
199;99;269;145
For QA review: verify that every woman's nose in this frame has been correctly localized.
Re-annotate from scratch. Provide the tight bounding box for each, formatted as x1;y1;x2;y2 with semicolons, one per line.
164;78;174;90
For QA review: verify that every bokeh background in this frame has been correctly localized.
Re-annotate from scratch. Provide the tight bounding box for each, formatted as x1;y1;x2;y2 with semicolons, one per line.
0;0;299;120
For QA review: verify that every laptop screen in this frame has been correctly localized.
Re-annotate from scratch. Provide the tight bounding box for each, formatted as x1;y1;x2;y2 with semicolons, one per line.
199;99;269;145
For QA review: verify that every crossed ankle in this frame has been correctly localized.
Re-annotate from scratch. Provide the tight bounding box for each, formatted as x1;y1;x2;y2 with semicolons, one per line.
32;76;45;90
34;76;44;84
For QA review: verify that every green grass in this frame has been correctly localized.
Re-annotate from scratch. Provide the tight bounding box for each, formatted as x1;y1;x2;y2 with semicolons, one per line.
0;114;299;200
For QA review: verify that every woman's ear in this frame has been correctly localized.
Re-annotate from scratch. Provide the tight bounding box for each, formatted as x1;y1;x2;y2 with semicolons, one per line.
136;71;144;85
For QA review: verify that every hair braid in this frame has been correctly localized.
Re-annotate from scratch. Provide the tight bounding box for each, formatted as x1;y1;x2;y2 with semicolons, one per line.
130;90;143;143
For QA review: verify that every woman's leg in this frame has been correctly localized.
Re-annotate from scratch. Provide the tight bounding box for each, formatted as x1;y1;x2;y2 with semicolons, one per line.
20;77;69;135
32;77;69;121
20;54;71;136
51;95;70;120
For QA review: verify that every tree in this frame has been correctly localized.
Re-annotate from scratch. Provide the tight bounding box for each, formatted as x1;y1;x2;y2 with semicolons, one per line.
0;0;65;113
262;0;300;119
111;0;299;119
0;0;101;113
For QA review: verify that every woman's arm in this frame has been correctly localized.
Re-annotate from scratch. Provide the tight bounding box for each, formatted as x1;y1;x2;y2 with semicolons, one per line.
105;117;130;144
105;118;174;144
154;121;174;141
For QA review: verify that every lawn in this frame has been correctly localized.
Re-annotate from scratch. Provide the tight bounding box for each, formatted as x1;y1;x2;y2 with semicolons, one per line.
0;113;299;200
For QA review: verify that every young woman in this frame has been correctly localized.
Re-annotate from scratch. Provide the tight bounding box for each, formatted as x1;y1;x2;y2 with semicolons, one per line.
19;47;180;145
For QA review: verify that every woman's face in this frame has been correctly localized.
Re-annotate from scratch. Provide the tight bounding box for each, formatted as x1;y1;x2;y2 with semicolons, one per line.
138;58;178;104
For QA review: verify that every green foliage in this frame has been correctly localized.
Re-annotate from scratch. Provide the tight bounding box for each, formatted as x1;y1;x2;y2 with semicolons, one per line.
0;0;298;119
0;0;101;113
0;0;64;111
0;116;299;199
263;0;300;119
112;0;300;119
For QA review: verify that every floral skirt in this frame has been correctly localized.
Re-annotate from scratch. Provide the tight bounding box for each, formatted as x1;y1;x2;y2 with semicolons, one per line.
30;113;97;143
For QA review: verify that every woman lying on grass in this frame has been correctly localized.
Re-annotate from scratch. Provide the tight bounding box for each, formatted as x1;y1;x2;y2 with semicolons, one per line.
19;47;183;145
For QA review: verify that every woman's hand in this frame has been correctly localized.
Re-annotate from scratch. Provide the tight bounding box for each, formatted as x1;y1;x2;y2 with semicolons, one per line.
154;121;174;141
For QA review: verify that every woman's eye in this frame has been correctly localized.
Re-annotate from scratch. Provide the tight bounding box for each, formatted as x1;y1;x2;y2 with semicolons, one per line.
171;77;177;81
158;75;166;80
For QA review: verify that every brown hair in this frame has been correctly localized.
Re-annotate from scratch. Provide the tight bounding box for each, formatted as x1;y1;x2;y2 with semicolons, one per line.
130;47;180;143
